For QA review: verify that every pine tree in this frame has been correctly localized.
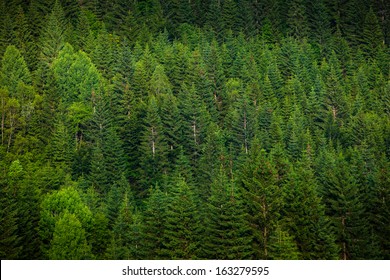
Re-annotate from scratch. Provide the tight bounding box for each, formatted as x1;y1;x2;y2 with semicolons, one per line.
107;191;139;259
225;88;257;156
161;177;200;259
222;0;238;33
197;123;226;199
307;0;331;49
139;95;168;189
361;7;385;59
13;6;34;69
105;173;132;227
132;60;150;100
236;0;254;35
0;45;32;96
47;119;74;170
158;92;180;172
177;83;211;177
0;12;16;58
206;0;223;39
90;211;109;259
150;64;173;96
0;160;21;259
239;144;285;259
12;160;43;259
286;0;309;39
39;0;67;68
202;166;252;259
317;150;378;259
284;155;339;259
142;186;168;259
268;225;300;260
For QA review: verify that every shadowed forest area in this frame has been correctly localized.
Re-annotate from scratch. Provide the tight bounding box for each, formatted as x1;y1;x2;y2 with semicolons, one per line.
0;0;389;260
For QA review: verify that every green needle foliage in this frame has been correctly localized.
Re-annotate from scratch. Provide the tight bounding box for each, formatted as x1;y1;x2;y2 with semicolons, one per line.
0;0;388;260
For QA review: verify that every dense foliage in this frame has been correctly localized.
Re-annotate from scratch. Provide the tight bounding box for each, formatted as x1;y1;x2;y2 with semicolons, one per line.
0;0;389;260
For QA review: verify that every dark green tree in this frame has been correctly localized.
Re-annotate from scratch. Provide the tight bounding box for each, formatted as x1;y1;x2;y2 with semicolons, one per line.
202;166;252;259
268;225;300;260
161;177;200;259
284;155;339;259
361;7;385;59
239;144;285;259
142;186;168;259
139;95;168;189
39;0;67;67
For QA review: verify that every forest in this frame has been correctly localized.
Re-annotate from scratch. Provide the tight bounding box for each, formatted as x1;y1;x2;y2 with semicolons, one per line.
0;0;389;260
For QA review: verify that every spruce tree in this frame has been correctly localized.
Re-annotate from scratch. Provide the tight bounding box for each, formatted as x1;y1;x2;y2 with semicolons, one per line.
361;7;385;59
284;155;339;259
139;95;168;189
0;45;32;96
239;143;285;259
161;177;200;259
202;166;252;259
39;0;67;68
142;186;168;259
268;225;300;260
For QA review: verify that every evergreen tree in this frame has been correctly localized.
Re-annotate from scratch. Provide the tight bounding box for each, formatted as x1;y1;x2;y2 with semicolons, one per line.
177;83;211;177
202;166;252;259
239;144;285;259
361;7;385;59
268;225;300;260
317;151;379;259
286;0;309;39
307;0;331;49
142;186;168;259
107;191;140;259
0;45;31;95
39;0;67;67
139;95;168;189
161;177;200;259
0;160;21;259
284;155;339;259
13;6;34;68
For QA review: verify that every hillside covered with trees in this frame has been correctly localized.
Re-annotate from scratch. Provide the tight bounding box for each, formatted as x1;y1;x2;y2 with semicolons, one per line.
0;0;389;260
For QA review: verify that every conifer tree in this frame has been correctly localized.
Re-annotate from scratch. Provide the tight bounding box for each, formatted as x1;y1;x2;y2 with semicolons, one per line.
142;186;168;259
307;0;331;49
222;0;238;33
287;0;309;39
0;45;32;95
268;225;300;260
161;177;200;259
202;166;252;259
39;0;67;67
0;160;21;259
239;144;285;259
139;95;168;189
12;161;43;259
13;6;34;68
284;154;339;259
317;150;379;259
158;92;180;172
178;83;211;175
361;7;385;59
107;191;140;259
